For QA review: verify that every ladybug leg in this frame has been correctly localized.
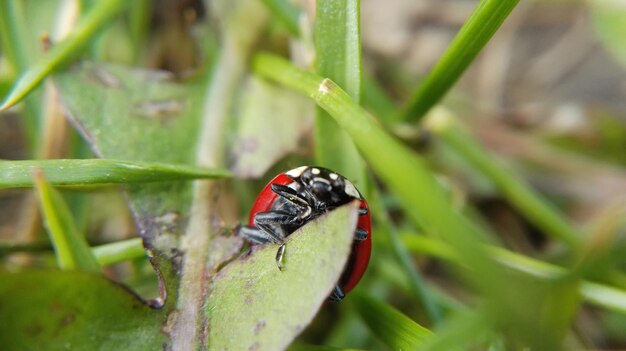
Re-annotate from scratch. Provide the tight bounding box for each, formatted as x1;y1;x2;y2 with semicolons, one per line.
270;184;311;212
275;243;286;270
237;225;278;245
329;285;345;302
254;210;301;226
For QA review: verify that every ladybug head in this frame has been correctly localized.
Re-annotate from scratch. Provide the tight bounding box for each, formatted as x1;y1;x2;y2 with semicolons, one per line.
291;167;359;205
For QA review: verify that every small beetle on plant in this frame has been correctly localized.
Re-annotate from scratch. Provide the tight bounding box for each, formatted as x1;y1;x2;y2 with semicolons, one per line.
238;166;371;301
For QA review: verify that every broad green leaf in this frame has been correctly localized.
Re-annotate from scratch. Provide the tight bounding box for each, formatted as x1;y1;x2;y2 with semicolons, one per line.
0;0;128;110
314;0;366;187
54;61;204;255
0;158;232;188
590;0;626;69
33;171;99;271
205;203;360;351
0;269;166;350
352;293;432;349
401;0;520;121
231;76;313;178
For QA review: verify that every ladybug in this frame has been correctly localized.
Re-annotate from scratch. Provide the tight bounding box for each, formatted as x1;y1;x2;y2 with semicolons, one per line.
238;166;371;301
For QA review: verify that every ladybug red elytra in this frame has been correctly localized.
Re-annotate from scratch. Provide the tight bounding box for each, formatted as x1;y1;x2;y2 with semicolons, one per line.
238;166;371;301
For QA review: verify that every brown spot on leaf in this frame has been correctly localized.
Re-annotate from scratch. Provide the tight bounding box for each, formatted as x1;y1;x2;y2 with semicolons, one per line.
132;99;187;120
248;341;260;351
253;320;266;335
90;67;123;88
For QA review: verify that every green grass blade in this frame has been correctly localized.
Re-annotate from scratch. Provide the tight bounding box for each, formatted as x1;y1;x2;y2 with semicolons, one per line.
0;159;232;188
92;238;146;266
369;186;443;325
33;171;99;271
426;109;581;247
0;0;128;111
0;0;42;150
400;0;520;121
352;293;433;349
0;0;32;71
314;0;366;186
404;233;626;315
260;0;300;36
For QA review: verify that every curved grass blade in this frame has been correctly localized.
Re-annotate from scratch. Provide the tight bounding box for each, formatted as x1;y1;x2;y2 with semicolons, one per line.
425;108;580;247
205;203;360;351
0;159;232;188
400;0;520;121
404;233;626;315
0;0;128;111
352;293;432;349
33;171;99;271
0;269;166;350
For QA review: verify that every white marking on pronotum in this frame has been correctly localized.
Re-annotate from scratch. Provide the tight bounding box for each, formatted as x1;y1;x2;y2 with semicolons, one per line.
286;166;308;178
314;177;331;185
311;168;320;175
344;180;361;199
329;173;339;180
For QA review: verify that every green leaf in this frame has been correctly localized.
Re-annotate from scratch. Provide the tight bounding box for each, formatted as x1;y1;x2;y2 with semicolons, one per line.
401;0;520;121
53;61;209;313
231;76;313;178
314;0;366;186
205;202;360;351
0;269;166;350
0;158;232;188
0;0;128;110
590;0;626;69
53;61;203;252
33;171;100;271
352;293;433;349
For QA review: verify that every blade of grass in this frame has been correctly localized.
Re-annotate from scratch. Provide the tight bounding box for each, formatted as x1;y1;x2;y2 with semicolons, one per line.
369;186;443;325
128;0;151;64
0;0;42;150
425;108;581;248
92;238;146;266
352;293;433;349
400;0;520;121
0;159;232;188
314;0;366;186
33;170;99;271
260;0;300;36
0;0;128;111
403;233;626;315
